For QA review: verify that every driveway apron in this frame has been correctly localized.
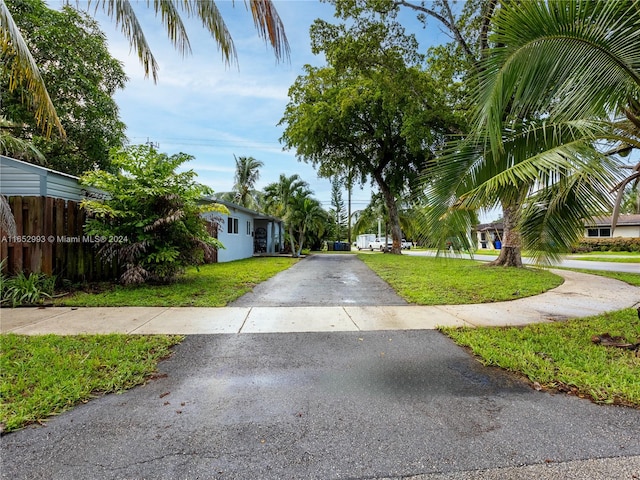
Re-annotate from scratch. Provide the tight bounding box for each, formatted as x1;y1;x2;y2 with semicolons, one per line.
2;332;639;479
230;254;408;306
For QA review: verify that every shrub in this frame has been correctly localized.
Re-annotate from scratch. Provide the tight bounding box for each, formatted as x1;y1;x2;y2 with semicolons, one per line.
1;270;56;307
80;145;227;284
571;237;640;253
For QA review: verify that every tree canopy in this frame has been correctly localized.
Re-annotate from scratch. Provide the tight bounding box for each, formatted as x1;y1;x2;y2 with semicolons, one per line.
280;11;460;253
1;0;127;175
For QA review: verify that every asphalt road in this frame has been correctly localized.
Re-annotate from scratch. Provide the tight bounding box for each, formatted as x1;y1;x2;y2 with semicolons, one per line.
2;331;639;480
230;254;408;306
405;250;640;274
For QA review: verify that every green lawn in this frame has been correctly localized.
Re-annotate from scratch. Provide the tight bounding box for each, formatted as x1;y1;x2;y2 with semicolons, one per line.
441;267;640;408
442;308;640;407
57;257;299;307
0;334;182;432
358;253;563;304
569;254;640;263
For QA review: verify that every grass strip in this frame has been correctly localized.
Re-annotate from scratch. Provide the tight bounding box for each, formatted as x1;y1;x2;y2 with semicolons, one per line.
441;309;640;407
568;256;640;263
0;334;183;432
358;253;563;304
57;257;299;307
561;269;640;287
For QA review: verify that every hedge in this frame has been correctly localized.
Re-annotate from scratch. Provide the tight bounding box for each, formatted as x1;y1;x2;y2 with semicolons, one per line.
571;237;640;253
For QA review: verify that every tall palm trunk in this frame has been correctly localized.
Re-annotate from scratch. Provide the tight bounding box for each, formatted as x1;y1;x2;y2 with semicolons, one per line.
488;202;523;267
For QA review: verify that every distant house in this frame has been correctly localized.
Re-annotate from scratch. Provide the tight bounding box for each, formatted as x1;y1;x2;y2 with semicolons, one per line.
473;214;640;251
199;199;285;263
475;221;504;250
585;214;640;238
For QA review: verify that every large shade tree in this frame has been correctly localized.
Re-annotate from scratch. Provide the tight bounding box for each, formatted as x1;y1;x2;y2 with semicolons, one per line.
280;11;459;253
1;0;290;137
2;0;127;175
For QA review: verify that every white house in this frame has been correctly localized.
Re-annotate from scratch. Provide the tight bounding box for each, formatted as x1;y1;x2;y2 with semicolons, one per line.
584;214;640;238
1;156;285;265
201;198;285;263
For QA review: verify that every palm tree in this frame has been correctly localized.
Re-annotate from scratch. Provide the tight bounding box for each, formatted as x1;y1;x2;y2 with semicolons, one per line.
422;0;639;265
1;0;290;137
472;0;639;253
231;155;264;209
263;173;311;257
289;196;327;256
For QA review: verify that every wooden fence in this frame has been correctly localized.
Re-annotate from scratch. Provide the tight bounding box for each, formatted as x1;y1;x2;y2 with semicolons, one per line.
0;196;118;281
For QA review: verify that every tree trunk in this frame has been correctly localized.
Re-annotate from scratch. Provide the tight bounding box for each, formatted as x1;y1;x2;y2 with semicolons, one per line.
488;202;523;267
289;226;298;257
374;173;403;254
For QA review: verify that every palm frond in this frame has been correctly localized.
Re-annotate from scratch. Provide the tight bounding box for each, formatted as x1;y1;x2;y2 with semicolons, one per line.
247;0;290;63
476;0;640;154
183;0;238;66
0;1;64;137
520;158;619;264
154;0;192;57
86;0;160;81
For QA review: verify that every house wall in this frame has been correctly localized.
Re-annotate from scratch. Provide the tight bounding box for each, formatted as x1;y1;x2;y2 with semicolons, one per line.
204;209;255;263
476;230;503;250
584;225;640;238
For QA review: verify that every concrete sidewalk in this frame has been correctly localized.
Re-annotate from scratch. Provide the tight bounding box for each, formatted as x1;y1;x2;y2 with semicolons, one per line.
2;269;638;335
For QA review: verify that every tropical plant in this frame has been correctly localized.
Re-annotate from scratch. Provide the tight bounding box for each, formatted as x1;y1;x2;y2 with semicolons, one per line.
1;0;290;137
469;0;639;262
263;173;312;257
230;155;264;209
0;116;45;163
289;195;327;256
412;0;639;265
1;268;55;307
80;144;225;284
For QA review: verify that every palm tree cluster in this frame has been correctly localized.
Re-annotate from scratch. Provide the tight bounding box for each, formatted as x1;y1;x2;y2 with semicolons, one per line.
216;158;331;257
262;173;328;257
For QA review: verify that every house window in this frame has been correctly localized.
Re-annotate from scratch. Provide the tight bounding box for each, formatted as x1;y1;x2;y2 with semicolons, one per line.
587;227;611;237
227;217;239;234
246;221;252;235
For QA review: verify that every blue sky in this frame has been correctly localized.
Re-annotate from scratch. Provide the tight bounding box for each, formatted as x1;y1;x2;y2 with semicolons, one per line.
81;0;455;214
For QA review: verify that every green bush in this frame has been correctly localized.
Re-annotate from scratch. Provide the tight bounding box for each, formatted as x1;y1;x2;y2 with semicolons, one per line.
80;145;227;285
571;237;640;253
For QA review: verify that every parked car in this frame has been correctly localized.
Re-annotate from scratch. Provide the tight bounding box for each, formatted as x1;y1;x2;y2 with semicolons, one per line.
401;239;412;249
